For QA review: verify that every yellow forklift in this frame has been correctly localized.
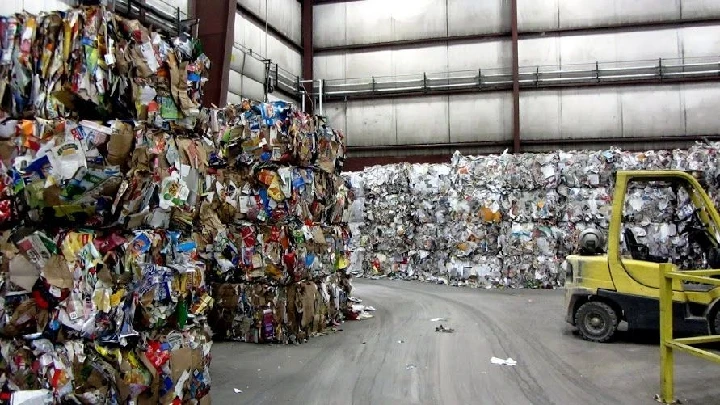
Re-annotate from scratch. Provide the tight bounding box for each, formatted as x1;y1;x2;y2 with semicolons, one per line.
565;170;720;342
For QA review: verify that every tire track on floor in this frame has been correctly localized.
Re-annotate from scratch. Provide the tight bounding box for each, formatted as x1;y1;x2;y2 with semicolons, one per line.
389;282;622;405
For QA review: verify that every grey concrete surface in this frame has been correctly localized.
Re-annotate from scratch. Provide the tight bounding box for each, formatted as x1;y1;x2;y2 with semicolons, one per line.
209;280;720;405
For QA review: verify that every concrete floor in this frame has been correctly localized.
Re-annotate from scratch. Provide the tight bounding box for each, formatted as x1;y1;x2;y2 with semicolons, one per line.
210;280;720;405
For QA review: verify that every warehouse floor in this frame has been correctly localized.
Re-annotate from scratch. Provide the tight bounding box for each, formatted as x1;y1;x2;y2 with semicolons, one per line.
210;280;720;405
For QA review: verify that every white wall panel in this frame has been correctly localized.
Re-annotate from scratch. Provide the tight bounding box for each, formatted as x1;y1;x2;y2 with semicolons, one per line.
314;54;346;81
614;29;681;61
518;26;719;68
313;3;346;48
395;96;449;145
620;87;684;137
317;41;510;83
235;13;264;53
682;0;720;19
558;0;679;28
346;100;396;147
339;84;720;147
267;34;302;76
317;26;720;84
315;0;720;49
238;0;301;45
559;90;620;138
228;70;266;101
517;0;558;31
557;29;680;65
448;93;511;143
344;1;392;46
518;37;559;67
684;84;720;135
394;46;448;75
448;41;511;71
391;0;446;42
518;0;706;32
448;0;507;36
520;91;560;140
234;12;302;76
346;50;392;78
316;0;446;48
681;25;720;58
323;104;348;137
230;47;267;84
520;84;720;142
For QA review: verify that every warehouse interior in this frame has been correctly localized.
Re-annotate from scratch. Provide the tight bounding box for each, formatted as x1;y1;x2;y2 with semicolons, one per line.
206;0;720;170
2;0;720;404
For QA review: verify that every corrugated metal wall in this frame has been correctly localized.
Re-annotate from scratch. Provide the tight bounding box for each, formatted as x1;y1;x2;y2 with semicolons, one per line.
314;0;720;156
228;0;301;103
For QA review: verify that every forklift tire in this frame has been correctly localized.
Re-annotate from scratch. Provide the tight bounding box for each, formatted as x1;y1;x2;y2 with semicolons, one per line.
574;301;618;343
708;306;720;335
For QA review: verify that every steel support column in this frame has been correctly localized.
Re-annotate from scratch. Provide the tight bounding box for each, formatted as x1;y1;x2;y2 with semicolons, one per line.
196;0;235;107
302;0;314;113
510;0;520;153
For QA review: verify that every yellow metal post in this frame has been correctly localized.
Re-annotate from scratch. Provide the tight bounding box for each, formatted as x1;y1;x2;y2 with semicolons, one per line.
659;263;674;404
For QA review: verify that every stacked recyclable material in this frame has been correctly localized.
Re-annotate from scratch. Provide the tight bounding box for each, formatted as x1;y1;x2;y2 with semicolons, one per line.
356;143;720;288
0;7;213;404
360;164;412;275
203;101;359;344
343;171;365;275
556;149;617;258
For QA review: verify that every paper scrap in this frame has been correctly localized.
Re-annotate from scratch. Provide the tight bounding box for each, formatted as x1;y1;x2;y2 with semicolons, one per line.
43;255;73;289
490;356;517;366
10;255;40;291
11;389;52;405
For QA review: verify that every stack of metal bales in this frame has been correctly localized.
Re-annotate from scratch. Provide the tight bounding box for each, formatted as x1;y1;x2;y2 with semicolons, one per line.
353;143;720;288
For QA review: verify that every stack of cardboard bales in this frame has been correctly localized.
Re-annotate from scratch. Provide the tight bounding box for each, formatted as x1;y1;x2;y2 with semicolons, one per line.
0;7;213;404
203;101;357;344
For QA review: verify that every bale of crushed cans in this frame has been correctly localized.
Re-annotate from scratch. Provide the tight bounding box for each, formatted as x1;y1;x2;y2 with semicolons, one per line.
351;144;720;288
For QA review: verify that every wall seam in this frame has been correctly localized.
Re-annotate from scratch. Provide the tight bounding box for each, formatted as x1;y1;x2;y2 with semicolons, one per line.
447;95;451;144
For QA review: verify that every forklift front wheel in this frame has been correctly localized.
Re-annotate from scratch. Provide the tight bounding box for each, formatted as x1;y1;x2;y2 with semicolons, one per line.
575;301;618;343
708;305;720;335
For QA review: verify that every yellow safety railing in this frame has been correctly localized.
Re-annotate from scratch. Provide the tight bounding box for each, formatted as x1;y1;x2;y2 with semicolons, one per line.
659;263;720;404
